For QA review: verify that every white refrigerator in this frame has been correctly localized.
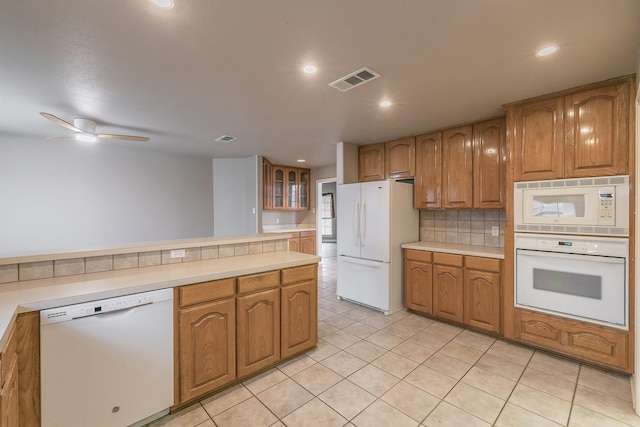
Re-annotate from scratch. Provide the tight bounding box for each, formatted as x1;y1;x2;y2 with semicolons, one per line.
336;180;419;314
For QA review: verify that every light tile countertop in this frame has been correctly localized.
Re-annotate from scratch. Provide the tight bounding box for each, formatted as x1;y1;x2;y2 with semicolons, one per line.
0;251;320;348
401;241;504;259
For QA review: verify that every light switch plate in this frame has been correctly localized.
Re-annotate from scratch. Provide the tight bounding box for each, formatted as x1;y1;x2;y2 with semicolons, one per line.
170;249;186;259
491;226;499;237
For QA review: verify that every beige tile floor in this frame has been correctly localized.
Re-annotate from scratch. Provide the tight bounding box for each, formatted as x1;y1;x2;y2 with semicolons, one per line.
150;246;640;427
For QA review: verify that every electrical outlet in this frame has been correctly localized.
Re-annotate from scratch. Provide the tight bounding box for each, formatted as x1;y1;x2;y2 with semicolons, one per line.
276;218;280;224
491;226;499;237
170;249;186;259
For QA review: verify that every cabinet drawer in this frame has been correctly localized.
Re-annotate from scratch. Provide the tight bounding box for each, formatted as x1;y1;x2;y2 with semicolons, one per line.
281;264;316;285
465;256;501;273
514;309;629;371
405;249;432;263
300;231;316;238
179;278;235;307
237;270;280;294
433;252;463;267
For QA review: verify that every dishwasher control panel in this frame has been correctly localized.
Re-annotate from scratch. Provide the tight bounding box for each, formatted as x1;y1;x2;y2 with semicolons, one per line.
40;288;172;325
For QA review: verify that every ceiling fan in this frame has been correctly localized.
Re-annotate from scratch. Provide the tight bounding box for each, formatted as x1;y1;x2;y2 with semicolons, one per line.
40;112;150;142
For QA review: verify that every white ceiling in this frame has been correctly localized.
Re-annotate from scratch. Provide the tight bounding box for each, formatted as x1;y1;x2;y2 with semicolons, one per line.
1;0;639;168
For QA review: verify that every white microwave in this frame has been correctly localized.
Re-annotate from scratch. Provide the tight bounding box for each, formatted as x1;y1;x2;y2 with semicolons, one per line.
514;175;629;236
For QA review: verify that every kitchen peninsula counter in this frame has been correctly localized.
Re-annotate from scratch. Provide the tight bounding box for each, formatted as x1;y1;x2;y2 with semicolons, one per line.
401;241;504;259
0;250;320;348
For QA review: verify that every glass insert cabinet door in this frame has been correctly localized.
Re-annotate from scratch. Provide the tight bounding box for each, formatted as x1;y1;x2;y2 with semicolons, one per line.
273;168;284;208
287;169;297;209
299;171;309;209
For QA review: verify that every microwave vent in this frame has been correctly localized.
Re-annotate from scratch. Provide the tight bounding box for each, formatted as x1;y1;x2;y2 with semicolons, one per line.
610;176;627;184
552;181;565;187
579;179;594;186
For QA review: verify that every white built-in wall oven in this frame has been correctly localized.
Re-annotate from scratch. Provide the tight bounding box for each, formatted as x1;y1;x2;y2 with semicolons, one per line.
513;175;630;330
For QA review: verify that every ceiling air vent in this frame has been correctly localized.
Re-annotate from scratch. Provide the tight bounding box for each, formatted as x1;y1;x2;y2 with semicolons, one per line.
329;67;381;92
214;135;237;143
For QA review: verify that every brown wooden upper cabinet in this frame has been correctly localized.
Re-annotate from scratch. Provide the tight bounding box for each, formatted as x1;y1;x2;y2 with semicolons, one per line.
507;75;634;181
358;142;385;182
442;125;473;209
385;137;416;179
263;158;310;211
414;118;505;209
415;132;442;209
359;137;416;182
473;117;506;208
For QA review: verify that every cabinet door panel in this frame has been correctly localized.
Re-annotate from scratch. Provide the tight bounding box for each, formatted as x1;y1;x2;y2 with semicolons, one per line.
385;137;416;179
299;170;310;210
511;97;564;181
358;143;385;182
473;118;505;208
289;238;300;252
299;237;316;255
281;281;318;358
415;132;442;209
286;169;298;209
442;126;473;208
237;289;280;377
272;167;286;209
404;259;433;315
464;269;500;333
565;81;630;177
263;159;273;210
433;264;463;323
179;298;236;402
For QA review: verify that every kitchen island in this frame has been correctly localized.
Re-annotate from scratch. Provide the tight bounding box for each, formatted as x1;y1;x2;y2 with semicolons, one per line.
0;234;320;426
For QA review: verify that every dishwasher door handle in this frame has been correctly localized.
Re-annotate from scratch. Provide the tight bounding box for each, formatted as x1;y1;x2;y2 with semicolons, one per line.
72;301;153;320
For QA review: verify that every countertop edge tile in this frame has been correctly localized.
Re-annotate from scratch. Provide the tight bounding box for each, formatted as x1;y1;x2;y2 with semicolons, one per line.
401;241;504;259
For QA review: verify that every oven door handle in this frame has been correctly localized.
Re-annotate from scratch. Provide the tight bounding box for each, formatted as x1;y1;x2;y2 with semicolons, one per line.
516;249;625;264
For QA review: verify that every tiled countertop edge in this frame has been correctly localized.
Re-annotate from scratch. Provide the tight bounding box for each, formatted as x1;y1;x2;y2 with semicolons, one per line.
402;241;505;259
0;251;320;349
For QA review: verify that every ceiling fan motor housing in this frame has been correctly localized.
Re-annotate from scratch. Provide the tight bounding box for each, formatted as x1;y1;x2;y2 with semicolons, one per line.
73;118;97;133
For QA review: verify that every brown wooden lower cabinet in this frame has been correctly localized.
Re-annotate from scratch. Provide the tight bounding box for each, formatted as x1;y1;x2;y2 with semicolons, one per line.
281;265;318;359
463;257;501;333
404;249;500;333
0;322;19;427
287;231;316;255
433;253;464;323
514;309;629;371
404;251;433;314
236;288;281;377
178;298;236;402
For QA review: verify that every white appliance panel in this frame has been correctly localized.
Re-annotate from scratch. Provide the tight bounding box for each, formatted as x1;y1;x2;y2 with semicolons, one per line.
41;289;174;427
360;181;390;262
337;256;390;312
337;182;362;258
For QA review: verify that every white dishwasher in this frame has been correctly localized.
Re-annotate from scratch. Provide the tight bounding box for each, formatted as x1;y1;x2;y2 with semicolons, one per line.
41;288;174;427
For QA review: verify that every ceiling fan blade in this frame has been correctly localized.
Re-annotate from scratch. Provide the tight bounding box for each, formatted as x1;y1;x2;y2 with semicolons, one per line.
40;112;81;132
45;135;74;140
98;134;150;142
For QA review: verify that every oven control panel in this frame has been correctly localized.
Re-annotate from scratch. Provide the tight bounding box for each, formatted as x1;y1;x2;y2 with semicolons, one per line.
598;186;615;225
535;239;596;253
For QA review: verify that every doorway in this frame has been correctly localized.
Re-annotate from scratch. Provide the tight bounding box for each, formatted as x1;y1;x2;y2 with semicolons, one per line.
316;178;337;259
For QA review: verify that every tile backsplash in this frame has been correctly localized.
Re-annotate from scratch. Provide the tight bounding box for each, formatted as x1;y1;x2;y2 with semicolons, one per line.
419;210;506;248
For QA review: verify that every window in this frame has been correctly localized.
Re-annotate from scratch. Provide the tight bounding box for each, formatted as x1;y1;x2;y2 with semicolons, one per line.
321;194;334;236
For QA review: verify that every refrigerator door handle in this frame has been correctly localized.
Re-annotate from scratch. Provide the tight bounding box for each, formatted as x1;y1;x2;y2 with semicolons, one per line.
361;198;366;247
354;200;361;246
340;256;384;268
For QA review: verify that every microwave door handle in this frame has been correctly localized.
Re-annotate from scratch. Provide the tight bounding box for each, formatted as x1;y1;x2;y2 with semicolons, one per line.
516;249;625;264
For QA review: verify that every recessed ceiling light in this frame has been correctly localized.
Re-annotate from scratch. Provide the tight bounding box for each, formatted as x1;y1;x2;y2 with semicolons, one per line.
380;100;392;107
303;65;317;74
214;135;237;143
297;159;306;163
536;45;559;57
150;0;174;9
